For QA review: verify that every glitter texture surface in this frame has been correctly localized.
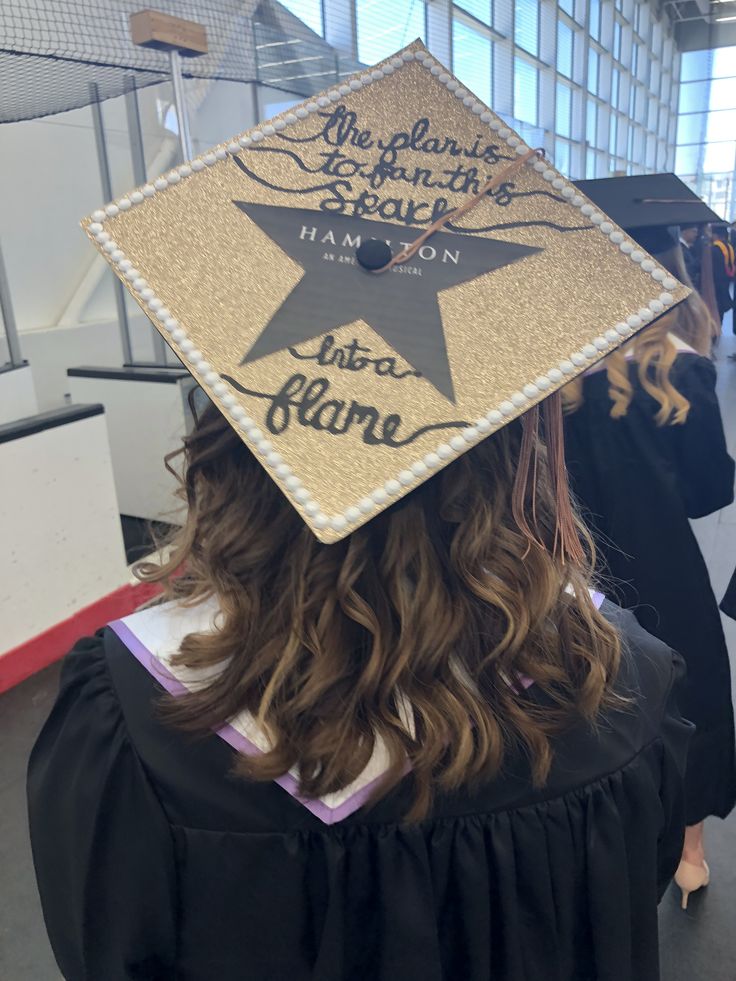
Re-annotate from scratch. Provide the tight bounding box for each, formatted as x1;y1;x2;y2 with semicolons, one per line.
82;40;689;542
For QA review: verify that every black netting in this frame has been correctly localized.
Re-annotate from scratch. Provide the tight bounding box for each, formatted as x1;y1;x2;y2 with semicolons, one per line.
0;0;363;123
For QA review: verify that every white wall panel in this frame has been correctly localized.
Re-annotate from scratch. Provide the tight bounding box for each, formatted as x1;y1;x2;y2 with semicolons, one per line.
0;413;128;652
0;365;38;425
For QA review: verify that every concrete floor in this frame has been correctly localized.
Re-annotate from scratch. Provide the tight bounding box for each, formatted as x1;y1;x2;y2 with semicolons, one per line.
0;661;62;980
2;338;736;980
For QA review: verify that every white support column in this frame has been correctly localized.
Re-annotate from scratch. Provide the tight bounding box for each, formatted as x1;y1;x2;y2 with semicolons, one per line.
0;408;129;655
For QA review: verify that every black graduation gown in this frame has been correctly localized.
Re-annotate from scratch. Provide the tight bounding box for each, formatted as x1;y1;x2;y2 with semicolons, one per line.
28;604;690;981
564;351;736;825
682;241;701;292
711;243;732;319
730;230;736;333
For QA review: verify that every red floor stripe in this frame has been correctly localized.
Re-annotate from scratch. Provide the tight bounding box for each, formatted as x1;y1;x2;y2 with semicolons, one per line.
0;582;162;694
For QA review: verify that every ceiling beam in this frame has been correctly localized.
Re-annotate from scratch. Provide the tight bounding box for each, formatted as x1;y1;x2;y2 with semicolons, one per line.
675;19;736;49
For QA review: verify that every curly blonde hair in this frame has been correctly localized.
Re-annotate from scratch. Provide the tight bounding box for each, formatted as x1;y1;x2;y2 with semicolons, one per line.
138;398;621;820
564;243;714;425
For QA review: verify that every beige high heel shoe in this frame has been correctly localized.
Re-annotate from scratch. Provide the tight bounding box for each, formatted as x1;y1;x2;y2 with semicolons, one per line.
674;859;710;910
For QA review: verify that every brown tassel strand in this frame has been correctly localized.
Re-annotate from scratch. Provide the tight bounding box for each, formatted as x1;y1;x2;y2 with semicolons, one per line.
376;148;544;273
512;405;545;555
543;392;585;566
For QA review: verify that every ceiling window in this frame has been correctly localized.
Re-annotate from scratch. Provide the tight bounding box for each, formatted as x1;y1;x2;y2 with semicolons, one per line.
586;148;597;178
587;48;599;96
556;82;572;137
651;23;663;61
586;100;597;146
677;112;705;146
514;58;539;125
279;0;324;35
589;0;600;42
675;145;699;174
648;98;658;131
556;138;571;175
678;81;710;115
515;0;539;57
706;108;736;143
711;45;736;78
680;50;712;83
356;0;426;65
662;72;671;105
557;21;574;79
611;68;620;110
703;141;736;173
633;3;643;38
650;61;661;99
708;76;736;110
453;18;492;103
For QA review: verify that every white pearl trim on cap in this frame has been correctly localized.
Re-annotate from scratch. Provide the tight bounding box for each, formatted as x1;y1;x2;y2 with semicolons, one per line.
86;42;683;540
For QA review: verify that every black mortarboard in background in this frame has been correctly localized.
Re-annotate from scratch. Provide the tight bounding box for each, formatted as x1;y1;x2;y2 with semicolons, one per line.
574;173;723;255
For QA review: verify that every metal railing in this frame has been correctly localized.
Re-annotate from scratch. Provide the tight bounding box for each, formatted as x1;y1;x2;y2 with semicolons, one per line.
0;239;23;369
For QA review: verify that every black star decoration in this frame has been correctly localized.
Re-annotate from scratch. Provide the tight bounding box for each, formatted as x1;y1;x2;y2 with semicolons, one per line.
234;203;541;402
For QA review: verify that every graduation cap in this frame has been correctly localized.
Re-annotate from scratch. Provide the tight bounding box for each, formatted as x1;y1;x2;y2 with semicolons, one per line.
82;40;689;543
574;173;723;254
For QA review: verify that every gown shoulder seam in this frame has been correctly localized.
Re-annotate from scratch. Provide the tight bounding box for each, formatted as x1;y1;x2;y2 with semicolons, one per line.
158;731;670;837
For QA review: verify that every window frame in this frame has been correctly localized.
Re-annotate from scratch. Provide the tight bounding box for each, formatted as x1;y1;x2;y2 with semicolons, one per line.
356;0;428;66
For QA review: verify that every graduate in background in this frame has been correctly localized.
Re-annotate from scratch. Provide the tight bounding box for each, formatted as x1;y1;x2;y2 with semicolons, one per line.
730;222;736;329
680;223;702;289
569;174;736;907
672;222;723;343
720;221;736;587
711;222;735;328
698;224;723;342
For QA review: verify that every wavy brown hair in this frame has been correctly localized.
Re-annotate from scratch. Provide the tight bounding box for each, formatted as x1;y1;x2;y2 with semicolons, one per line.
138;397;621;820
563;244;714;425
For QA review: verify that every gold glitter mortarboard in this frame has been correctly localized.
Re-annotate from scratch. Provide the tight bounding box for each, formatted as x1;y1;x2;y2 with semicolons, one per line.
82;40;689;543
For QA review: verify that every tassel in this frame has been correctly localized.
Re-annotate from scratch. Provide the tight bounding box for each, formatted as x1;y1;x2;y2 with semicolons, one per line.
543;393;585;565
512;405;544;555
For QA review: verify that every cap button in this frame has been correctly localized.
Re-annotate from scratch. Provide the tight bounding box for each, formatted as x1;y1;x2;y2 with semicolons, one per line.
356;238;393;271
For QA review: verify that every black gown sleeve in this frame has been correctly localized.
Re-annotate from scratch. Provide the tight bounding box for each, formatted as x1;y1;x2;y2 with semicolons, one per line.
27;634;178;981
669;356;735;518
